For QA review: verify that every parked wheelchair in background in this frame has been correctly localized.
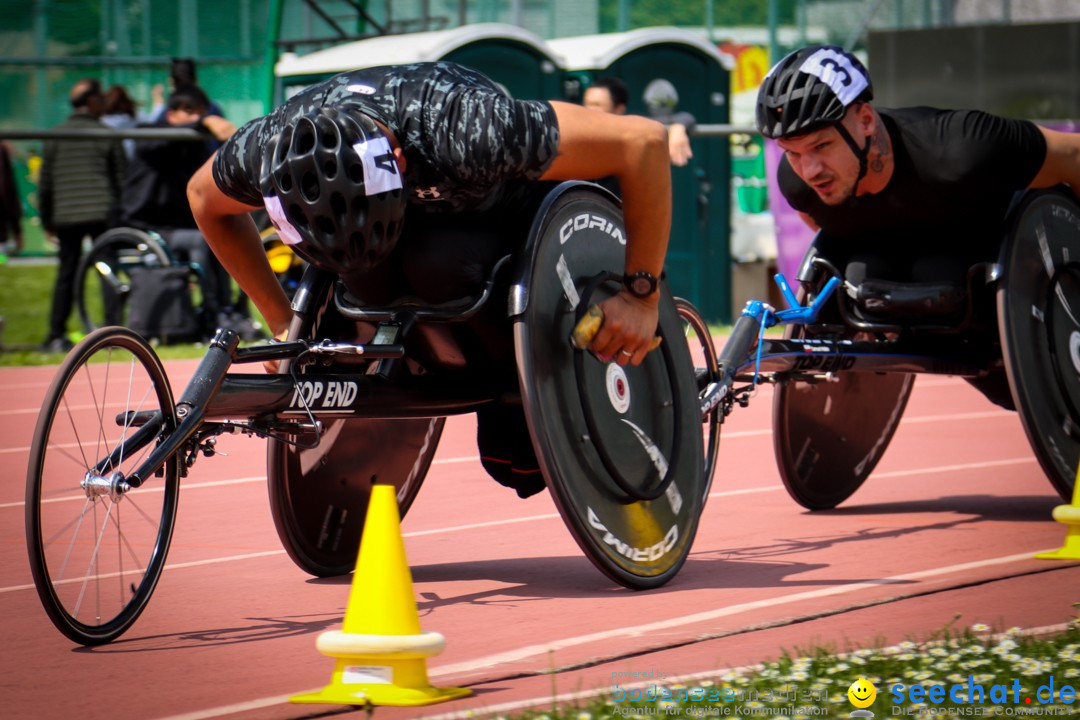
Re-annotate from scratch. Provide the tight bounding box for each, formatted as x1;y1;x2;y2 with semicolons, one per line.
26;182;716;645
74;212;304;343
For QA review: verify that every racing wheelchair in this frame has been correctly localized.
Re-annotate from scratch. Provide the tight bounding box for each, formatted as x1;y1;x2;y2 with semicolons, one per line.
697;186;1080;510
25;182;713;645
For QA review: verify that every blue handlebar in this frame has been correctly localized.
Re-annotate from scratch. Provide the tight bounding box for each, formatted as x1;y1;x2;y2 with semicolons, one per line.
738;274;840;328
769;274;841;327
720;272;844;400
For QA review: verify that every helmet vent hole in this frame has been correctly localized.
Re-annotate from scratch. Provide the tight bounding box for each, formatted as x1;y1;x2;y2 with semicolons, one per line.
276;133;291;162
348;163;364;184
278;173;292;192
323;159;338;179
287;204;308;229
295;127;315;154
301;172;320;202
330;192;346;220
315;216;334;235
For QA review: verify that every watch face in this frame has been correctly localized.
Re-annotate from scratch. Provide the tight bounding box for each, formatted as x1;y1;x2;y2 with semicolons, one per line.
627;273;658;297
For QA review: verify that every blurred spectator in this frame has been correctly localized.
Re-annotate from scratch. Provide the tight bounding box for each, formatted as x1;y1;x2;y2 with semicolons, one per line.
100;84;156;160
584;76;695;167
0;141;22;255
152;58;227;148
121;85;259;338
38;78;125;352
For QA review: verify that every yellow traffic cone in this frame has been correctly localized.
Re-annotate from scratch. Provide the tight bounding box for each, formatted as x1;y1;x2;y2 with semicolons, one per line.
1036;464;1080;561
291;484;471;707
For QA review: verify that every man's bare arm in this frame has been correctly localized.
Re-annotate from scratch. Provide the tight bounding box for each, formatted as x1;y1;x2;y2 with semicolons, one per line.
540;101;672;362
1030;126;1080;198
187;156;293;337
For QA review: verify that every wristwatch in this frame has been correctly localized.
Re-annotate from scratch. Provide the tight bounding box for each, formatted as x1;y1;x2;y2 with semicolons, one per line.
623;271;661;298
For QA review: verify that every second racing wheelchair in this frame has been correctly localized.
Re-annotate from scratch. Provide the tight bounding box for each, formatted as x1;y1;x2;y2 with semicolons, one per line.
25;182;712;645
700;185;1080;509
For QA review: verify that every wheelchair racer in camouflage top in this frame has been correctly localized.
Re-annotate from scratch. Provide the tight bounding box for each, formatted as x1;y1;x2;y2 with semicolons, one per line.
188;61;676;497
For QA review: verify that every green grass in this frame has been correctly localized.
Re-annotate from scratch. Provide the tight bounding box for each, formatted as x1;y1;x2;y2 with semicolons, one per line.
0;261;254;366
489;618;1080;720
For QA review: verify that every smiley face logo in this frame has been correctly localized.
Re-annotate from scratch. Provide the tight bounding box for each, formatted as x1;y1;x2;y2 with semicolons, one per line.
848;677;877;708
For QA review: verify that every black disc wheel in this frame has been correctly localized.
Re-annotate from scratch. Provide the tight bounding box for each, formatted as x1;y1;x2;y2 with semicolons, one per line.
266;268;443;577
514;183;705;589
674;297;720;502
25;327;179;645
998;187;1080;500
772;278;914;509
75;228;173;333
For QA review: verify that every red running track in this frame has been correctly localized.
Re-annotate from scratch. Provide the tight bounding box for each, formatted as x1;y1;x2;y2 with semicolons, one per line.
1;358;1078;720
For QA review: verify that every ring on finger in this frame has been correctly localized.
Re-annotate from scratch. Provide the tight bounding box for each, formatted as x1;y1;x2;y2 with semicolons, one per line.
619;349;633;357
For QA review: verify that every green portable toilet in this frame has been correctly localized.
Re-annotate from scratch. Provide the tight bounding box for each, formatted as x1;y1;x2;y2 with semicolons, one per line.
549;28;732;322
275;23;562;101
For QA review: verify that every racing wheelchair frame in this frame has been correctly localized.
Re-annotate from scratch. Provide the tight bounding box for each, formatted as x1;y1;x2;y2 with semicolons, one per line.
696;186;1080;510
25;182;711;645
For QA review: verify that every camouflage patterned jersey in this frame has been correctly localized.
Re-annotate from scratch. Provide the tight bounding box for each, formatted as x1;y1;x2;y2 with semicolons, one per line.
213;62;560;216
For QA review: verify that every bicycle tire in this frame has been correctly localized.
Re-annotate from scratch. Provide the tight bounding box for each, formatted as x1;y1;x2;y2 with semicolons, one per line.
26;327;179;645
674;297;721;502
265;275;442;576
75;228;173;333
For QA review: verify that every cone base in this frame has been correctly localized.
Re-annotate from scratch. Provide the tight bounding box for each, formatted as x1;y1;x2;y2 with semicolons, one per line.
1035;550;1080;560
291;683;471;707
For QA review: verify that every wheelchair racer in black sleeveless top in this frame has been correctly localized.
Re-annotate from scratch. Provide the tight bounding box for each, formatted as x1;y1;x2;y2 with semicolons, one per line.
757;46;1080;407
187;61;674;498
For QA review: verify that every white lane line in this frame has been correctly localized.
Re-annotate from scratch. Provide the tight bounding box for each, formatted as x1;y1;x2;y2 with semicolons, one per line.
3;456;1043;592
424;551;1057;678
0;381;52;391
0;408;1014;457
0;453;488;507
710;410;1013;440
149;550;1065;720
0;454;1036;512
0;476;270;510
0;401;132;417
872;456;1035;478
0;485;775;594
1;551;288;594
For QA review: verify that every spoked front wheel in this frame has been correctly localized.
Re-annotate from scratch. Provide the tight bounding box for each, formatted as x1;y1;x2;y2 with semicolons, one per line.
674;297;720;502
26;327;179;645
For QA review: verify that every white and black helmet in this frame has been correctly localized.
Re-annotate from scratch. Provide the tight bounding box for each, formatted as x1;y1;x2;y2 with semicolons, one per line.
757;46;876;196
260;107;406;275
755;45;873;139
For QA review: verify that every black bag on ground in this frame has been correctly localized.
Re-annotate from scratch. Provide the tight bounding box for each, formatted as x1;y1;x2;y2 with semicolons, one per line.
126;265;202;343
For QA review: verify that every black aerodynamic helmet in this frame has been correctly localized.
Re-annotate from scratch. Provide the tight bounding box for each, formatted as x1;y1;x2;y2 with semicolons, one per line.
755;45;873;140
261;107;406;276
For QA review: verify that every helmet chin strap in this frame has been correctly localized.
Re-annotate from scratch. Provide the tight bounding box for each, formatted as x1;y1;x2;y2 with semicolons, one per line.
833;122;873;201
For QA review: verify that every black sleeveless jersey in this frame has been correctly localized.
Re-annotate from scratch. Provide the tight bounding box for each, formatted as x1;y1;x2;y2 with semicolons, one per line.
778;107;1047;254
213;62;560;216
